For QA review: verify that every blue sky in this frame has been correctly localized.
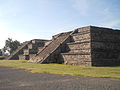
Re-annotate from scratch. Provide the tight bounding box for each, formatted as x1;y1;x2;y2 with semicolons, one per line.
0;0;120;48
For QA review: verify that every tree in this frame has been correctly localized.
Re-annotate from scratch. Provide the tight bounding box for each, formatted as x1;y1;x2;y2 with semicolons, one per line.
3;38;21;55
0;49;2;56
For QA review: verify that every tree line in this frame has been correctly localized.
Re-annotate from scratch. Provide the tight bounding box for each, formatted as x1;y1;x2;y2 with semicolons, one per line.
0;38;20;56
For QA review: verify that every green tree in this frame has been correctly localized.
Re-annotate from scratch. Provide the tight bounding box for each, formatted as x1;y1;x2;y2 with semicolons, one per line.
0;49;2;56
3;38;21;55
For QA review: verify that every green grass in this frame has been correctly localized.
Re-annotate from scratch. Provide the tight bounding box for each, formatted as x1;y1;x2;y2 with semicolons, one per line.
0;56;6;59
0;60;120;79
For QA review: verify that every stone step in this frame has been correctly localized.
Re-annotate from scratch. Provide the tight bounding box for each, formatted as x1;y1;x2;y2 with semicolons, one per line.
5;41;29;60
77;26;90;33
74;38;91;42
62;53;91;60
29;54;36;60
28;44;38;49
67;41;90;45
18;55;29;60
72;30;90;36
61;53;91;66
29;32;72;63
31;39;47;44
23;49;38;55
71;31;91;42
62;52;90;55
67;41;91;50
68;49;91;54
45;40;52;46
38;47;44;51
64;60;91;66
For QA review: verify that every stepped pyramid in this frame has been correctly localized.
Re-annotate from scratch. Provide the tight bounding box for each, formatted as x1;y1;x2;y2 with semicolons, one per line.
5;26;120;66
5;39;49;60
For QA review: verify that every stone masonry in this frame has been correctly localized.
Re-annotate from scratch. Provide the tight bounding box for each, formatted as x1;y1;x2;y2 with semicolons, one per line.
6;39;49;60
5;26;120;66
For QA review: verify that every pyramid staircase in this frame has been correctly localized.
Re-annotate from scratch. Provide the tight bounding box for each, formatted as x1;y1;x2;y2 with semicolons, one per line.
18;39;48;60
5;39;48;60
28;26;92;66
28;30;77;63
5;41;30;60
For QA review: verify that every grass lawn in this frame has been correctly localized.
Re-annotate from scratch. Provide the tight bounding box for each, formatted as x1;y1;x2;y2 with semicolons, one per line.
0;60;120;79
0;56;6;59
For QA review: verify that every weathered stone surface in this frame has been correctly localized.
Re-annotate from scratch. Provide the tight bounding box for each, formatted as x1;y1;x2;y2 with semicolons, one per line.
29;32;72;63
72;33;91;42
29;54;36;60
68;42;91;50
19;55;29;60
77;26;91;33
5;39;48;60
62;54;91;66
68;49;91;54
28;44;37;49
5;41;29;60
23;49;38;55
91;26;120;66
45;40;52;46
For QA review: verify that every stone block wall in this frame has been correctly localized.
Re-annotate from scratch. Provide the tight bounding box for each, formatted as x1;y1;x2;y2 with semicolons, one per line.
61;26;92;66
23;49;38;55
28;44;37;49
61;26;120;66
29;54;36;60
44;40;52;46
19;55;29;60
62;54;91;66
68;42;91;50
18;39;48;60
91;26;120;66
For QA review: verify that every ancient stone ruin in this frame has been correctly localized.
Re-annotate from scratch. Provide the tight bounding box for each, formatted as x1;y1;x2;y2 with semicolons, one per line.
5;26;120;66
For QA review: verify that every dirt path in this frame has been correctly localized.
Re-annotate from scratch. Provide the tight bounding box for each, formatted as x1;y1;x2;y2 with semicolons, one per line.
0;67;120;90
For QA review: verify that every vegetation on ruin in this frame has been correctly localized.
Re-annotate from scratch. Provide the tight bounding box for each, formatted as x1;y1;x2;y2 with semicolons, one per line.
0;60;120;79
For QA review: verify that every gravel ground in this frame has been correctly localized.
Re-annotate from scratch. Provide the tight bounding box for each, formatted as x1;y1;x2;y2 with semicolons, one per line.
0;67;120;90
